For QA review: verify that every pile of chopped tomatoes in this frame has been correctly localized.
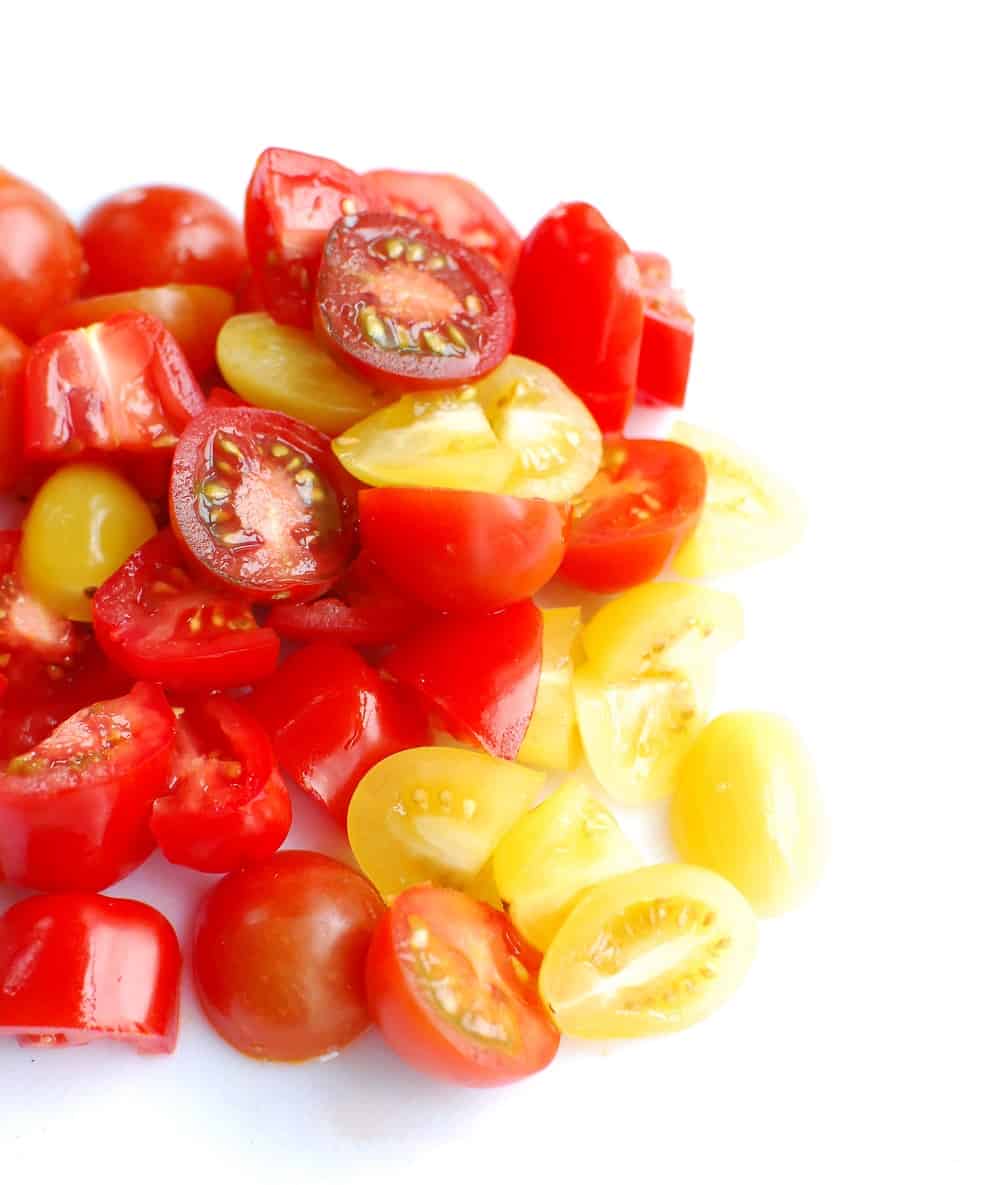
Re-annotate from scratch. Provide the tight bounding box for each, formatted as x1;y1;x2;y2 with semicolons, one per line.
0;152;817;1084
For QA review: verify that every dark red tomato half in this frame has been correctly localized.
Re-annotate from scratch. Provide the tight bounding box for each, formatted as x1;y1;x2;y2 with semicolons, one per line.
245;639;429;825
0;681;175;891
360;488;568;613
314;212;514;392
383;601;542;760
366;885;559;1087
169;406;355;603
365;169;521;281
244;148;378;329
559;437;707;593
151;694;290;874
1;325;28;492
513;202;643;432
0;893;182;1052
634;250;695;408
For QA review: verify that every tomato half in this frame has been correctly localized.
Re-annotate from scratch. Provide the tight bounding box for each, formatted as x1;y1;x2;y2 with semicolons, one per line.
0;893;181;1052
0;528;83;664
516;606;583;771
513;202;643;432
314;212;514;391
634;252;694;408
169;407;355;602
560;438;706;592
366;885;560;1087
359;488;568;613
0;324;27;492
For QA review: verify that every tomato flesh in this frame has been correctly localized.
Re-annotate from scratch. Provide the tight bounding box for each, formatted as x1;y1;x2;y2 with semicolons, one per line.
0;529;83;663
634;252;694;408
0;325;28;492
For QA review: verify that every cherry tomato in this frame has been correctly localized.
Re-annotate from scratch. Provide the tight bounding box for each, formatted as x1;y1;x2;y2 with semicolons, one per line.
0;529;83;663
80;185;245;295
245;640;429;825
193;850;384;1061
517;607;583;771
314;212;514;392
169;407;355;603
560;437;707;593
359;488;568;613
366;885;560;1086
0;169;83;341
244;148;377;329
0;325;27;492
0;893;181;1052
634;252;694;408
92;529;280;691
0;681;175;890
513;202;643;432
151;694;291;874
383;601;542;760
365;169;521;280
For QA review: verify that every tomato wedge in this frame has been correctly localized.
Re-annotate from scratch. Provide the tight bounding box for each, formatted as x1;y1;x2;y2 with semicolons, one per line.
0;324;27;492
366;885;560;1087
314;212;514;391
634;251;694;408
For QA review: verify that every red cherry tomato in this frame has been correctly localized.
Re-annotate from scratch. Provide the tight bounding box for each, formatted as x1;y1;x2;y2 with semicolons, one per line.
207;385;247;409
193;850;384;1061
151;694;290;874
0;325;28;492
169;406;355;603
245;640;429;825
0;529;84;663
314;212;514;392
365;169;521;280
383;601;542;760
0;893;181;1052
366;884;559;1087
360;488;568;613
513;202;643;432
0;681;175;891
80;185;245;295
634;251;694;408
559;437;707;592
0;169;83;341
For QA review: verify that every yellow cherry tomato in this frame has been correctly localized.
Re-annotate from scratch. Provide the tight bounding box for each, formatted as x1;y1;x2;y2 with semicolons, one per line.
493;777;641;950
671;712;824;916
539;863;758;1039
346;747;544;899
517;606;583;770
20;463;156;622
669;421;806;577
216;312;385;435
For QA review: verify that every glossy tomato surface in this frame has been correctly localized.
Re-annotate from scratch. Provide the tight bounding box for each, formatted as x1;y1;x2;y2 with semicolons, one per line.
0;325;27;491
635;251;694;408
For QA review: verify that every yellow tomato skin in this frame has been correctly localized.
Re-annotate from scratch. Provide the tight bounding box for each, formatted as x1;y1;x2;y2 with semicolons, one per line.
217;312;384;434
517;606;583;770
346;747;544;899
493;777;641;950
20;464;156;622
539;863;757;1039
671;712;824;916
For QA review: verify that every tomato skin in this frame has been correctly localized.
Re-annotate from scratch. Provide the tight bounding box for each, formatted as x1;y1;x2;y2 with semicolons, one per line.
0;325;28;492
634;252;694;408
0;893;181;1052
80;185;245;295
366;885;560;1087
193;850;384;1061
359;488;569;613
513;202;643;432
0;169;83;342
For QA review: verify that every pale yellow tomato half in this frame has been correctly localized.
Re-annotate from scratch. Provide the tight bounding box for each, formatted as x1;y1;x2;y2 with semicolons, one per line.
517;606;583;771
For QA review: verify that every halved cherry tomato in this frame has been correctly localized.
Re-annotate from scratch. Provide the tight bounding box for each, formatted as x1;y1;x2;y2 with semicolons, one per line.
0;529;83;663
0;893;181;1052
0;681;175;890
634;251;694;408
359;488;568;613
383;601;542;760
169;407;355;602
245;640;429;825
559;437;707;593
92;530;280;691
366;884;560;1087
151;694;291;874
513;202;643;432
365;169;521;280
0;324;27;492
314;212;514;392
517;606;583;771
244;148;377;329
80;185;245;295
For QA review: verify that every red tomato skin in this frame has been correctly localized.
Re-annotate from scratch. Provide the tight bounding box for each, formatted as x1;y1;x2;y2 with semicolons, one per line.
0;892;181;1052
207;385;247;409
0;325;28;491
359;489;568;613
0;170;84;342
80;185;245;295
383;602;542;760
634;252;694;408
245;640;429;825
513;202;643;432
0;681;176;891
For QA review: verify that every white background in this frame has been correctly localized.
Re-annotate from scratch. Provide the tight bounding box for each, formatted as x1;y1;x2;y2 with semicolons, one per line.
2;2;998;1182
